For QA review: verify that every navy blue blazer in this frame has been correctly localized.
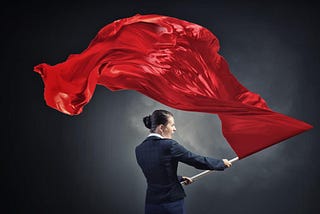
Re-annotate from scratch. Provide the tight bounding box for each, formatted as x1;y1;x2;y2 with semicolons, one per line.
135;136;226;204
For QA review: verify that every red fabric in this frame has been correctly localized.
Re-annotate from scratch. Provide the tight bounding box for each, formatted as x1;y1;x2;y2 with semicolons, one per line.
34;14;312;159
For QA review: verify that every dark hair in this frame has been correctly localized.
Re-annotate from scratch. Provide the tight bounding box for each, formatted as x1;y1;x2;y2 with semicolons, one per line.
143;110;173;132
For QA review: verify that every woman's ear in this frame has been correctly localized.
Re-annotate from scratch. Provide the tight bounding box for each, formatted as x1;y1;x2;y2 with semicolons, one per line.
155;124;164;134
159;124;165;133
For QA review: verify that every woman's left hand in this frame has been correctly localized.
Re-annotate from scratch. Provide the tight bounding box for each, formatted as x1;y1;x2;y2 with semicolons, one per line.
181;176;193;185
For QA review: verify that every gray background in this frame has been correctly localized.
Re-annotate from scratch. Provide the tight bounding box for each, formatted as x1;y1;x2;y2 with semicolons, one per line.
4;1;319;213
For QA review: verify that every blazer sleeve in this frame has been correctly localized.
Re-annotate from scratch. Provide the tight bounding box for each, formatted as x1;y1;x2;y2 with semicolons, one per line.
170;140;226;171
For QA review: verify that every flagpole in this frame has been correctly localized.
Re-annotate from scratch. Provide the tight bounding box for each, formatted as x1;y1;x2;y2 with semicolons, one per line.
181;157;239;185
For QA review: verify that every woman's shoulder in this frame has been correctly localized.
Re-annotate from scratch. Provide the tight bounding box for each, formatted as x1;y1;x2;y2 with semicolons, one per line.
159;138;179;147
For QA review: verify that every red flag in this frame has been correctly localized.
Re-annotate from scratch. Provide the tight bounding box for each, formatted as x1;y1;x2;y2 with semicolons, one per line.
34;14;312;159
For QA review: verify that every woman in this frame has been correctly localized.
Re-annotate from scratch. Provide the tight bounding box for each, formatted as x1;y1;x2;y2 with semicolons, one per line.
135;109;232;214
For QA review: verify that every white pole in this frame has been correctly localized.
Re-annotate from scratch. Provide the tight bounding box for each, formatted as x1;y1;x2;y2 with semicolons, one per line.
181;157;239;185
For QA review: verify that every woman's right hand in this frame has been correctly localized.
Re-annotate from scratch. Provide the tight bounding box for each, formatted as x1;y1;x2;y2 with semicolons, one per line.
222;159;232;168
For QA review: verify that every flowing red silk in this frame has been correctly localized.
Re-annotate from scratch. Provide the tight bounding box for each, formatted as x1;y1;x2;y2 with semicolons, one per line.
34;14;312;159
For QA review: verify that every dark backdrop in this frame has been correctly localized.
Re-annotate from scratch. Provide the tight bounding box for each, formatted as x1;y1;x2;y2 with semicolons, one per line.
4;1;319;213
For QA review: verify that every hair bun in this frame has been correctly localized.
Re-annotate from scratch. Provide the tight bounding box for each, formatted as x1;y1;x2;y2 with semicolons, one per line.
143;115;152;129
